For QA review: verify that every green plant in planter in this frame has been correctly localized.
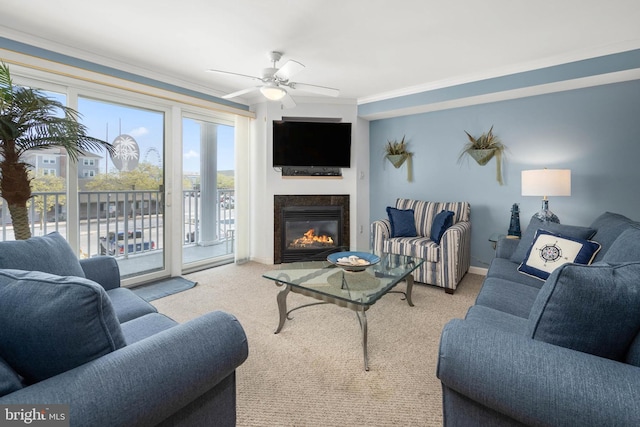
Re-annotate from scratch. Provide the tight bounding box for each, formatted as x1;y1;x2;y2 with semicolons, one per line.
385;135;408;155
384;135;413;181
385;135;412;168
457;126;506;185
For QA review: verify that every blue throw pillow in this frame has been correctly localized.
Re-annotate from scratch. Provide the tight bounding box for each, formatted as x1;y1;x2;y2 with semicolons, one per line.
430;210;454;244
0;232;85;278
0;269;126;384
518;229;601;281
509;217;596;264
528;262;640;361
386;207;417;237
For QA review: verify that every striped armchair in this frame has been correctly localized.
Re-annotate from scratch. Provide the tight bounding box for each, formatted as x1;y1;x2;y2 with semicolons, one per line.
371;199;471;294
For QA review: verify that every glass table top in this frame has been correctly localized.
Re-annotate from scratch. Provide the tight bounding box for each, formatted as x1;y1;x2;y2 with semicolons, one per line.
262;252;423;306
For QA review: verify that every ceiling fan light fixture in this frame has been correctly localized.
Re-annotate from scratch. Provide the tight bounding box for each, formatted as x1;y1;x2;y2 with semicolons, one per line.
260;84;287;101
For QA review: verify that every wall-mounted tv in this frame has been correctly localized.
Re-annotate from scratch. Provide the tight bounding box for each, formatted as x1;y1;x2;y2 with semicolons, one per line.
272;120;352;168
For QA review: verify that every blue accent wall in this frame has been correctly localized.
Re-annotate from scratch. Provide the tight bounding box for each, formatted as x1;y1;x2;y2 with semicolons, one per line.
369;79;640;268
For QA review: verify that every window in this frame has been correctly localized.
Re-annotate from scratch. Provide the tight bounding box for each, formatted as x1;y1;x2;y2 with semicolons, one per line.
6;63;248;284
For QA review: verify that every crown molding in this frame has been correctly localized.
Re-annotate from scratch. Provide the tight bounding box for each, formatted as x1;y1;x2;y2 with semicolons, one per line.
359;68;640;121
0;27;237;103
357;39;640;105
4;26;639;112
0;48;255;119
247;94;357;107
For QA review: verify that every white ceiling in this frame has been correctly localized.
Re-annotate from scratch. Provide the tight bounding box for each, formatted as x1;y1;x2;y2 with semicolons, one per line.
2;0;639;105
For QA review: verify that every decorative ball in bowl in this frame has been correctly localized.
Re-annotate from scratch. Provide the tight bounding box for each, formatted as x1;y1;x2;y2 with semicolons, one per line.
327;251;381;272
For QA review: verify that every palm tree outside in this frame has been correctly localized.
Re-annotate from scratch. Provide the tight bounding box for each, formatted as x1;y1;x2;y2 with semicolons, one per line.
0;62;113;240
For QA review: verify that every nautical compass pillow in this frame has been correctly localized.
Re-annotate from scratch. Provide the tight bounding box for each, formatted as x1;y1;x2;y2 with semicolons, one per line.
518;229;601;280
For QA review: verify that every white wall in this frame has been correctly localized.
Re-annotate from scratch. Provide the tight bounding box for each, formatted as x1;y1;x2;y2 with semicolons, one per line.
249;98;368;264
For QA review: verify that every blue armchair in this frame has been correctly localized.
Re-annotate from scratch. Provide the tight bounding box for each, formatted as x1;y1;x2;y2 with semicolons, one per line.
0;232;248;426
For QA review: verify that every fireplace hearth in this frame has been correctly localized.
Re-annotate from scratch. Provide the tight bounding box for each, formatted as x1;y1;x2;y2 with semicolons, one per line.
274;195;349;263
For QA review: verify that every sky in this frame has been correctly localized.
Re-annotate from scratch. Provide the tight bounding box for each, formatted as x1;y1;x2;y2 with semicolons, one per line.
182;118;235;173
46;91;235;174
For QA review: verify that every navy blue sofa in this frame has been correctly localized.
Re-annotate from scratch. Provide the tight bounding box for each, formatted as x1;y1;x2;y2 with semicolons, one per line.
437;212;640;426
0;233;248;427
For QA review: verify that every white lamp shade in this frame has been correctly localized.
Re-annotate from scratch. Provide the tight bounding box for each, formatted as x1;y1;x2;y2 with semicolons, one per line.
260;84;287;101
521;169;571;197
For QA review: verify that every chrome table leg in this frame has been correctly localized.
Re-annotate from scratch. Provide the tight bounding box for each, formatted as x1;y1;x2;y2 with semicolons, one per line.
355;308;369;371
405;274;415;307
274;282;290;334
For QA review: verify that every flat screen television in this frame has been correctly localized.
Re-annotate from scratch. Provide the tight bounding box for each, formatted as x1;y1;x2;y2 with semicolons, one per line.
273;120;352;168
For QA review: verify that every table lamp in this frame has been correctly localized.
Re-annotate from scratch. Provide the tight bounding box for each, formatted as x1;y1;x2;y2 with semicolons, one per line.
521;169;571;223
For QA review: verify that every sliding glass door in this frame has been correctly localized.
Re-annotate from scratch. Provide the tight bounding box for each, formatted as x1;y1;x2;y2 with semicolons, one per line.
78;97;165;278
4;64;249;284
182;116;235;269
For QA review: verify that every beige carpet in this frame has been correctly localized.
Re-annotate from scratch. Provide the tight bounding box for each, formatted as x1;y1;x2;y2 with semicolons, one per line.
152;262;483;426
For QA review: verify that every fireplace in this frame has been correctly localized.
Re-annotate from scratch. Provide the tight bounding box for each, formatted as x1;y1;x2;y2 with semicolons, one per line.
274;195;349;263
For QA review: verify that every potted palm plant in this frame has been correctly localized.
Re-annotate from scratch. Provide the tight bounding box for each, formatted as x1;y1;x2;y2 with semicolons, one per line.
457;126;506;185
0;62;113;240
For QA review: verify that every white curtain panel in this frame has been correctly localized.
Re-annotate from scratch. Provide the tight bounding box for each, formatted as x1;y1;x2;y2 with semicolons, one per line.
234;115;251;264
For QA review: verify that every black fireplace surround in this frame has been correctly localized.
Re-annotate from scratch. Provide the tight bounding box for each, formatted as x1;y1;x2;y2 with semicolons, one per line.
274;195;350;264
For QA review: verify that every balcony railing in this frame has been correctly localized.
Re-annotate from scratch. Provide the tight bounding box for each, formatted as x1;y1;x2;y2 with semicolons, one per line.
0;189;235;262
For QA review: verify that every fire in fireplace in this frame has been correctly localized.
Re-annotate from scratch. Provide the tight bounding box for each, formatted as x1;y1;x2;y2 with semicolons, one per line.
289;228;334;249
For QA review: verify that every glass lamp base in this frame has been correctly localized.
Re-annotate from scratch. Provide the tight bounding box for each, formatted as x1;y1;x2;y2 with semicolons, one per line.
533;199;560;223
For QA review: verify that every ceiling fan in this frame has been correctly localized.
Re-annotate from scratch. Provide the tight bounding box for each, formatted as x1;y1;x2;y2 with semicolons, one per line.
207;51;340;108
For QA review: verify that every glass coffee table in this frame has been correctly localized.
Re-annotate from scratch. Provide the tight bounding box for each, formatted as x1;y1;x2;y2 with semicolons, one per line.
262;252;423;371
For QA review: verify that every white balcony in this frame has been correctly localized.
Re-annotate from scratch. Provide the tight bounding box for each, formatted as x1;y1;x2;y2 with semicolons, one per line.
0;189;235;281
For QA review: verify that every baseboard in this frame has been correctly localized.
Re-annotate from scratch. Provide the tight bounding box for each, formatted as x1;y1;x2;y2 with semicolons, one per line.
469;266;487;276
250;256;272;265
249;257;490;276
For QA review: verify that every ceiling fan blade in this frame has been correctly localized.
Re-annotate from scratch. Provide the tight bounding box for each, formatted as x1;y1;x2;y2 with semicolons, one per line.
222;86;259;99
290;82;340;97
274;60;305;81
207;69;262;81
281;93;297;109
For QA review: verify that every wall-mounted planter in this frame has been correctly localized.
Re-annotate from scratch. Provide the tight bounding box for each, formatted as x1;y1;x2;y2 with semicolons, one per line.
458;126;506;185
384;136;413;181
467;148;496;166
385;153;413;182
386;153;408;168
